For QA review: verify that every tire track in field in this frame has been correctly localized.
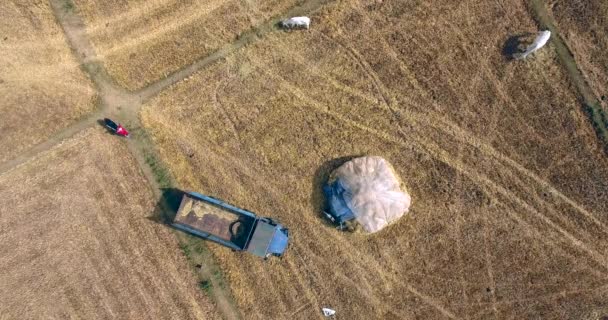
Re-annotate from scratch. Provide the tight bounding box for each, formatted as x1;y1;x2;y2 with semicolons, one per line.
79;0;181;34
88;158;164;316
87;178;161;316
3;0;335;179
186;134;448;317
281;246;325;320
493;201;608;280
322;15;608;254
336;5;608;249
481;209;499;319
257;60;608;278
254;64;464;319
448;283;608;307
440;4;608;241
93;0;226;55
290;239;418;320
189;135;415;318
170;109;455;318
272;32;381;105
319;30;395;110
259;44;602;270
435;17;546;142
15;0;604;318
212;68;243;150
450;143;473;318
136;0;335;102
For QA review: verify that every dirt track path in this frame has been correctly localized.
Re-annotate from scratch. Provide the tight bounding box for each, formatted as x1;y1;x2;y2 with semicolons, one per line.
0;0;335;179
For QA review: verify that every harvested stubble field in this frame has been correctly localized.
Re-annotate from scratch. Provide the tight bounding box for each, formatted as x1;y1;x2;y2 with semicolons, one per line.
141;0;608;318
73;0;299;90
0;0;96;164
549;0;608;108
0;129;219;319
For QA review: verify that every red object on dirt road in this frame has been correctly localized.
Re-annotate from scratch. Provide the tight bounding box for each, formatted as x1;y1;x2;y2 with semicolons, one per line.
103;118;130;138
116;125;129;137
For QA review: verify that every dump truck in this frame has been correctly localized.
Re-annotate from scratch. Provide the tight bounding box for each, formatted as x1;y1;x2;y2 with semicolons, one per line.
172;191;289;259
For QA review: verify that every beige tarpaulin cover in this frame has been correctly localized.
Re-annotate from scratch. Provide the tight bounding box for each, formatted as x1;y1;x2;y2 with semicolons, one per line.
333;156;411;233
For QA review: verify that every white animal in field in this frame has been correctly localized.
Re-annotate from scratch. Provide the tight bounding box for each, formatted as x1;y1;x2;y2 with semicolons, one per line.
514;30;551;60
281;16;310;30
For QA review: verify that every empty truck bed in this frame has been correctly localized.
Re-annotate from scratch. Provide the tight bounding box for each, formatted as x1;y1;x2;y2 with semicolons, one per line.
174;193;256;249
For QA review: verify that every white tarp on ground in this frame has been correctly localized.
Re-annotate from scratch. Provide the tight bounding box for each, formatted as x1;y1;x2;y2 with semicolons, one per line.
332;156;411;233
322;307;336;317
514;30;551;60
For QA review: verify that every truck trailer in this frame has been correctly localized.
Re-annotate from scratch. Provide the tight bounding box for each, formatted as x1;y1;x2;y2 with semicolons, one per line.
172;191;289;259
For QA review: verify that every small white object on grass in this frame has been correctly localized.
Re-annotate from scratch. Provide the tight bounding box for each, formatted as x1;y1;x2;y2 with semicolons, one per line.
514;30;551;60
281;16;311;29
322;307;336;317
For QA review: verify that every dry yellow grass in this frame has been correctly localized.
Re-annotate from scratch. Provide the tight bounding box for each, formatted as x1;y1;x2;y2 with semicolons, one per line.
0;0;96;164
0;128;220;319
549;0;608;107
73;0;299;90
141;0;608;318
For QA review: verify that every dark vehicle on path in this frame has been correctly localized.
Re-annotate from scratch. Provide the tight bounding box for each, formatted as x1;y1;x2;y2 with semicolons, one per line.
103;118;129;137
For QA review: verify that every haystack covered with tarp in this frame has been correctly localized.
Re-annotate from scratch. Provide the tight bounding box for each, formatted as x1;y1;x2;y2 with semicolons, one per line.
322;156;411;233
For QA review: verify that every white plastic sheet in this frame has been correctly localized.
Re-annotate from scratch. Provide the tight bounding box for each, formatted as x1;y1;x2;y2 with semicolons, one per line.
332;156;411;233
322;308;336;317
514;30;551;60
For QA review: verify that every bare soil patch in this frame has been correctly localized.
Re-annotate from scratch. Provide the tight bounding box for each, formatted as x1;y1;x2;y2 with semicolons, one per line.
0;129;220;319
0;0;96;164
141;0;608;318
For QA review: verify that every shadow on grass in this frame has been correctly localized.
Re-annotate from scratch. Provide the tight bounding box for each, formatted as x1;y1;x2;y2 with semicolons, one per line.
97;118;117;136
310;155;361;228
148;187;186;224
502;33;533;60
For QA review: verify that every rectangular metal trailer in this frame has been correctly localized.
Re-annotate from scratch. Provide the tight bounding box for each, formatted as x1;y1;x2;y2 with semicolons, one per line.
172;191;289;259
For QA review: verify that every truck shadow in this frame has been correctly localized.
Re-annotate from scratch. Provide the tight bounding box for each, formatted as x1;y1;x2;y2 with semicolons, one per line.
310;155;361;227
149;187;186;224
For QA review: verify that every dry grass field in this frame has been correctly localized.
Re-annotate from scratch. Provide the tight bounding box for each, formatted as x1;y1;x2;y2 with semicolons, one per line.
0;0;96;164
549;0;608;107
72;0;299;90
141;0;608;318
0;129;219;319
